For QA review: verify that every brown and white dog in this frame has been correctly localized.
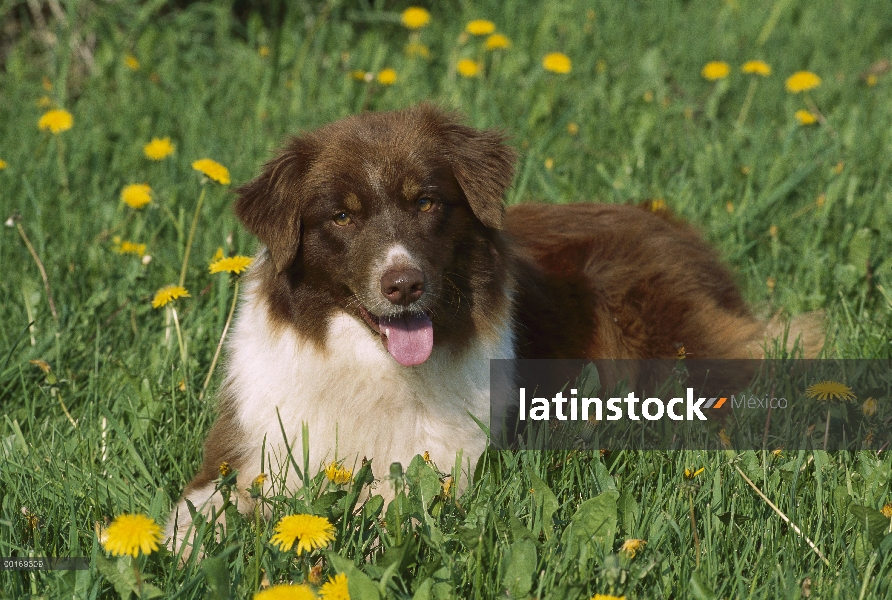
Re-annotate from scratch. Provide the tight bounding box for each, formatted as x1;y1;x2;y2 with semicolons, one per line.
166;104;821;554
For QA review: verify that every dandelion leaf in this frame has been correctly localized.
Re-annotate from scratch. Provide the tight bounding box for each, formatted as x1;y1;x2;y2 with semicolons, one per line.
500;539;537;598
406;454;440;510
526;470;559;539
560;490;619;560
849;504;890;549
328;552;383;600
688;570;717;600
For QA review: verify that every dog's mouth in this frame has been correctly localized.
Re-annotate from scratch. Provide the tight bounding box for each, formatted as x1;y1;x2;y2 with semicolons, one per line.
358;305;434;367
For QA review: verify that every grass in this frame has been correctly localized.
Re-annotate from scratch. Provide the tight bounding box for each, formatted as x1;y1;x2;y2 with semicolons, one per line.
1;0;892;598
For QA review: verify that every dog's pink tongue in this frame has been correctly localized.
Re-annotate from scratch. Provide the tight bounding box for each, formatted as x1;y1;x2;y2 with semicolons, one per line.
381;313;433;366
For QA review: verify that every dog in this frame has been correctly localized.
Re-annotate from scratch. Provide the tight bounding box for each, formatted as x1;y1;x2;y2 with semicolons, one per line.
166;104;822;555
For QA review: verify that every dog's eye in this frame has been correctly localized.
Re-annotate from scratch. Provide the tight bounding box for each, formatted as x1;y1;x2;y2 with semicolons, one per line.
333;212;352;226
416;198;435;212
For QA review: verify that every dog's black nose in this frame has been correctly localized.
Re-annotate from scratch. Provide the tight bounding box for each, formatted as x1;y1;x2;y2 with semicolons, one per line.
381;267;425;306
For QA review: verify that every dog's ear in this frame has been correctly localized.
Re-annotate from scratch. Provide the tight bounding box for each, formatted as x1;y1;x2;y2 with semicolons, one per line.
234;139;316;273
443;121;516;229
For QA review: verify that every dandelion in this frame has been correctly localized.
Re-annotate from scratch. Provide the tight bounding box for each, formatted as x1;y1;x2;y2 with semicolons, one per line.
151;285;190;309
405;42;430;58
258;46;270;57
543;52;572;74
566;122;579;136
36;96;53;108
544;158;554;171
42;76;53;91
219;462;232;477
785;71;821;93
465;19;496;36
377;68;397;85
701;61;730;81
772;448;783;458
422;451;431;462
769;224;778;238
718;428;732;449
124;54;140;70
116;240;147;257
805;381;855;402
795;109;818;125
269;514;336;555
101;513;162;557
726;201;735;214
619;538;647;559
591;595;626;600
192;158;231;185
0;159;7;170
144;137;175;160
741;60;771;76
121;183;152;209
401;7;430;29
866;74;878;87
253;584;318;600
38;109;73;134
485;33;510;50
324;462;353;485
319;573;350;600
457;59;481;78
881;503;892;518
308;563;324;585
209;255;254;275
351;70;372;82
441;476;453;497
683;467;704;479
861;397;878;417
766;277;776;292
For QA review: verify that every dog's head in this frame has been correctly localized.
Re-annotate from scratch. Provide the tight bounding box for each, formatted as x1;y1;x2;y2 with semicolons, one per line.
235;105;516;366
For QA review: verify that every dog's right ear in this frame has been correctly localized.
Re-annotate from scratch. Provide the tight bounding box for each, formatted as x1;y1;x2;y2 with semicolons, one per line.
234;139;316;273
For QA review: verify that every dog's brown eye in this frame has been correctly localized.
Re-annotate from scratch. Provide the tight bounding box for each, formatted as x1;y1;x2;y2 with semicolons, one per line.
416;198;434;212
333;212;352;226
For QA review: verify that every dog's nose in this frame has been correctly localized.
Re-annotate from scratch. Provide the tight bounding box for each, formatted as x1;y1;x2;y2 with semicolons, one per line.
381;267;425;306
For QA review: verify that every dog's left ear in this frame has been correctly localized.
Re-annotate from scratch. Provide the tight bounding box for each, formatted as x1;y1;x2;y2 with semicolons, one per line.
444;123;517;229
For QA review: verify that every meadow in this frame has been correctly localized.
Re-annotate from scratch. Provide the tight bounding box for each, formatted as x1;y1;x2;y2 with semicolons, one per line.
2;0;892;598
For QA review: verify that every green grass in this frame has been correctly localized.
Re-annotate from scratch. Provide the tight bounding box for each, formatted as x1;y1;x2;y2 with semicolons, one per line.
2;0;892;598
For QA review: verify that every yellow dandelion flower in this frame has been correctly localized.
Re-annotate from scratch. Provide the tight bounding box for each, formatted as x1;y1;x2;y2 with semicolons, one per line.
786;71;821;93
805;380;855;402
151;285;190;309
209;255;254;275
544;158;554;171
116;240;147;257
324;462;353;485
124;54;140;71
36;96;53;108
683;467;704;479
741;60;771;76
192;158;231;184
0;159;7;170
422;451;431;462
866;74;878;87
270;514;335;555
465;19;496;36
253;584;318;600
259;46;270;57
377;68;397;85
769;224;778;238
795;109;818;125
619;538;647;559
701;61;730;81
816;193;826;208
121;183;152;209
772;448;783;458
219;462;232;477
253;473;267;487
726;201;735;214
457;59;481;78
766;276;776;292
101;513;162;557
405;42;430;58
650;198;667;212
401;7;430;30
212;247;225;261
319;573;350;600
881;503;892;518
543;52;572;74
485;33;510;50
351;70;372;82
861;397;878;417
38;109;73;134
566;122;579;136
591;595;626;600
718;428;732;449
42;77;53;91
144;137;175;160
